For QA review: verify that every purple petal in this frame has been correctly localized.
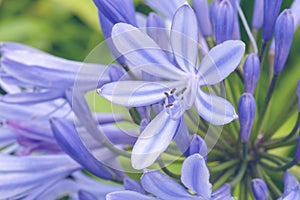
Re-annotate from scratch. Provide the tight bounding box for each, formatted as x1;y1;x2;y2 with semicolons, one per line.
0;90;65;104
181;154;212;199
212;184;234;200
188;134;208;161
0;154;79;199
195;89;238;125
50;117;114;180
171;5;198;73
173;118;191;157
107;191;156;200
111;23;186;80
79;190;98;200
124;177;146;194
283;172;300;194
98;80;185;107
131;111;181;169
141;170;196;199
197;40;245;86
145;0;187;19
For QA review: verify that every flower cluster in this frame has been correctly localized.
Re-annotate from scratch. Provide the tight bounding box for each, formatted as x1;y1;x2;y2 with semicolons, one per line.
0;0;300;199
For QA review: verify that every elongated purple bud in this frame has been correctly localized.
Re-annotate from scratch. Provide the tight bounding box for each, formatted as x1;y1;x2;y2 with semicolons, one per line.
188;134;208;161
192;0;212;38
297;79;300;111
251;179;269;200
146;13;169;51
215;0;234;44
238;93;256;143
243;53;260;94
262;0;282;42
274;9;294;75
295;133;300;161
252;0;264;30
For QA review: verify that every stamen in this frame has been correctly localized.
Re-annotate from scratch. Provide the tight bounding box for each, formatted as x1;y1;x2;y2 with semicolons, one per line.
181;88;187;94
170;88;176;94
166;104;174;108
164;92;170;98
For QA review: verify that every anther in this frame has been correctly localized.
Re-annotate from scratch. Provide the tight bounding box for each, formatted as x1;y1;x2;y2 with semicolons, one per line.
164;92;170;98
166;104;174;108
170;88;176;94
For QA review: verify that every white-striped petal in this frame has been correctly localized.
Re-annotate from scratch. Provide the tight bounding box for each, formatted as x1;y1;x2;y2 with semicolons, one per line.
194;89;238;125
131;111;181;169
98;80;185;107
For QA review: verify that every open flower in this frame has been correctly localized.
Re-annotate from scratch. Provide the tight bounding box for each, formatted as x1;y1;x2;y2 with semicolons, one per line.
98;5;245;169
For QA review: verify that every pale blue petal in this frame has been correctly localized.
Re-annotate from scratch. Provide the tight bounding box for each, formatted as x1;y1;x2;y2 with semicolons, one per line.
131;111;180;169
197;40;245;86
50;118;113;180
0;128;17;147
111;23;186;80
0;154;79;199
0;90;65;104
212;184;234;200
98;80;185;107
195;89;238;125
124;177;146;194
141;170;197;199
171;5;198;73
79;190;98;200
181;154;212;199
145;0;187;19
173;118;191;156
106;191;156;200
283;172;300;194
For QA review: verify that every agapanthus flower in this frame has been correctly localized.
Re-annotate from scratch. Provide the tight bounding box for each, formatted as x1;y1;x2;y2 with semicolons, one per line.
98;5;244;169
107;154;234;200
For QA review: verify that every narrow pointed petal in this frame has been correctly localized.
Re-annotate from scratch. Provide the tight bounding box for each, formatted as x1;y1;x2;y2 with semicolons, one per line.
171;5;198;73
141;170;197;199
195;89;238;125
111;23;186;80
50;117;113;180
145;0;187;19
173;118;191;156
98;80;185;107
0;90;65;104
107;191;156;200
79;190;98;200
124;177;146;194
283;172;300;194
197;40;245;86
181;154;212;199
147;13;170;51
131;111;180;169
0;154;79;199
192;0;212;38
188;134;208;160
212;184;234;200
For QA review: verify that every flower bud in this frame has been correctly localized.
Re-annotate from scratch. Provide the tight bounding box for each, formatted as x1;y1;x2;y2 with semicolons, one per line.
124;177;145;194
251;179;269;200
146;13;169;51
252;0;264;30
243;53;260;94
215;0;234;44
238;93;256;143
274;9;295;75
192;0;212;38
262;0;282;42
188;134;208;161
297;78;300;111
295;133;300;161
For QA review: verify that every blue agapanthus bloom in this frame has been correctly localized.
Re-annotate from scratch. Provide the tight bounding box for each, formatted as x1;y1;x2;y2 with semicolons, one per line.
98;5;244;169
107;154;234;200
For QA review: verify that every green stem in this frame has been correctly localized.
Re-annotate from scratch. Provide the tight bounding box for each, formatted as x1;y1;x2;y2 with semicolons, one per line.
260;159;298;171
259;152;285;165
209;159;239;173
229;160;248;187
253;75;279;141
263;113;300;145
157;157;181;180
259;166;282;197
212;167;237;190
